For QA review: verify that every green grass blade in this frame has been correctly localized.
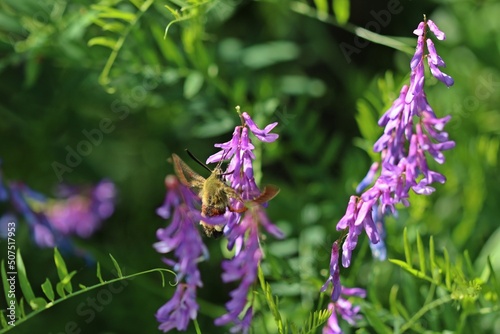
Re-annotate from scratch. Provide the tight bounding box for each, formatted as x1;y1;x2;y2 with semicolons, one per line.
403;228;412;267
429;236;436;271
389;259;434;284
363;304;392;333
444;248;451;290
417;232;426;274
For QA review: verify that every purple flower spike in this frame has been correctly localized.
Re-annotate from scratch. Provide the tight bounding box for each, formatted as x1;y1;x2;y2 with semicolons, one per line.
206;109;282;332
156;283;198;332
321;241;342;302
0;166;116;253
327;18;454;283
156;108;280;332
215;218;261;334
323;286;366;334
154;175;208;332
46;179;116;238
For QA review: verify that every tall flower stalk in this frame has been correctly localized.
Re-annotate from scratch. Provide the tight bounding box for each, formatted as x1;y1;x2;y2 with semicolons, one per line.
154;175;207;332
322;17;455;332
154;108;281;333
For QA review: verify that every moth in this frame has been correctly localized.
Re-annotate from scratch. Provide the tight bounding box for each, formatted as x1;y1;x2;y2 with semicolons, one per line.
171;152;279;238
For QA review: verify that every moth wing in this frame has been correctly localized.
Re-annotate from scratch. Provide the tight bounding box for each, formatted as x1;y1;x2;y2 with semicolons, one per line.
171;153;205;194
253;184;280;204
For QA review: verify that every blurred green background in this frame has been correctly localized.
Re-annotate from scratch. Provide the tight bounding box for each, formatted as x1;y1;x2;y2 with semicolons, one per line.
1;0;499;333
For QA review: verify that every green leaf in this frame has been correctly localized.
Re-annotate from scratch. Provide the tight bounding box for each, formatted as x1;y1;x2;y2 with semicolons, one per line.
19;298;26;317
54;248;72;293
403;228;412;267
241;41;300;69
41;278;55;302
30;297;47;310
1;311;8;328
355;99;379;142
17;249;39;310
332;0;350;25
429;236;436;271
1;260;14;309
61;271;78;286
129;0;144;9
389;259;434;284
313;0;328;13
55;283;65;299
150;24;186;67
463;250;474;277
258;266;284;333
183;71;204;99
258;264;266;292
417;232;426;274
97;262;104;283
88;36;117;49
92;6;136;22
388;285;399;316
24;56;41;88
363;304;392;334
102;22;127;33
299;309;331;334
109;254;123;277
487;257;500;296
444;248;451;290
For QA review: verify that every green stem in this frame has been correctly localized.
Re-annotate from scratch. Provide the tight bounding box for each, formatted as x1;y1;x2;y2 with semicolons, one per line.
1;268;174;333
289;1;415;54
400;295;452;333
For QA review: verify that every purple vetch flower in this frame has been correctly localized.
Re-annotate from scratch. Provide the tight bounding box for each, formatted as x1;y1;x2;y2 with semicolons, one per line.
321;241;342;302
329;18;455;272
206;108;282;332
46;179;116;238
156;283;199;332
0;161;8;202
323;287;366;334
214;216;261;334
155;109;280;332
154;175;208;332
215;206;283;334
0;163;116;252
369;204;387;261
207;109;279;202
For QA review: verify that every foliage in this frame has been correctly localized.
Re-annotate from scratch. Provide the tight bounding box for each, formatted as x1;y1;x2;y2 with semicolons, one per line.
0;0;499;333
0;248;174;332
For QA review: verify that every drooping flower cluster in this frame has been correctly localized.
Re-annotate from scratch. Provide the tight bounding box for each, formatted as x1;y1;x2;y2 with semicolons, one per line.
154;175;207;332
154;109;282;333
322;18;454;332
0;161;115;253
323;287;366;334
321;242;366;334
207;110;282;333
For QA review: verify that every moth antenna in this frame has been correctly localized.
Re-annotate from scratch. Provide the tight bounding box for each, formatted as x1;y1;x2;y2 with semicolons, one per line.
185;149;213;173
